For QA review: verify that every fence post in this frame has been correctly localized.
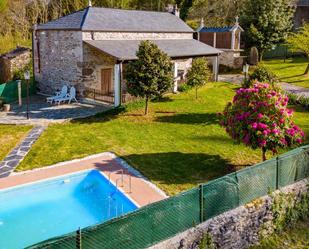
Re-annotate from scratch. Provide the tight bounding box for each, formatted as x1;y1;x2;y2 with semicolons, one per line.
199;184;204;223
76;227;82;249
276;156;279;190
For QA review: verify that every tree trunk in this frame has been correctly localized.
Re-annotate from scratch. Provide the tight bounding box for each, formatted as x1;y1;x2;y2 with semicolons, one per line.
145;96;149;115
195;87;198;99
262;147;267;161
304;63;309;75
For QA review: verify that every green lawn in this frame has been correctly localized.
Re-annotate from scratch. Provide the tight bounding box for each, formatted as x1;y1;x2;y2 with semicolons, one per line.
16;83;309;195
263;57;309;88
0;125;32;161
250;220;309;249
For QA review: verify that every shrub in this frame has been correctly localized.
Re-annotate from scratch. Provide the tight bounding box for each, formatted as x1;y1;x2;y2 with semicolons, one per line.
186;57;211;99
178;83;192;92
242;65;278;88
219;82;305;161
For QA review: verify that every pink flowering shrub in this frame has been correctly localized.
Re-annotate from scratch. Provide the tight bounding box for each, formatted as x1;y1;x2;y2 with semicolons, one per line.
219;82;305;160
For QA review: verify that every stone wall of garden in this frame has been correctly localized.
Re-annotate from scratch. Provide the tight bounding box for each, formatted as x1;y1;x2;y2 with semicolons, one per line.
148;179;308;249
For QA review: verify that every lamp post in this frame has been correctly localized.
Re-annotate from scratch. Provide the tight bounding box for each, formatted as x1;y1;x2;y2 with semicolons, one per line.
243;63;249;82
24;70;30;120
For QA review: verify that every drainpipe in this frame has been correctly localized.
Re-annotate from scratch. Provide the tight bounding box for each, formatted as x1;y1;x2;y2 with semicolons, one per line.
32;24;37;83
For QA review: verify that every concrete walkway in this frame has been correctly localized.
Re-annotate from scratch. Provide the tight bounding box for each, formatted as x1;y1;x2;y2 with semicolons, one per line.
0;152;168;206
218;74;309;97
0;125;46;177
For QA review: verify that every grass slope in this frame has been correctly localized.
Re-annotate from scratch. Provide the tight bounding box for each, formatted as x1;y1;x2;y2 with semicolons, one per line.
263;57;309;88
16;83;309;195
0;125;32;161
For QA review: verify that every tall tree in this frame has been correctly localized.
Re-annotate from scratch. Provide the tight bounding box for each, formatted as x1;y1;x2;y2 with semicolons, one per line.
240;0;295;60
287;23;309;75
125;41;173;115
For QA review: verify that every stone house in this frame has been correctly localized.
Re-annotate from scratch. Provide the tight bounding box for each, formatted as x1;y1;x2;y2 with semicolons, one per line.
33;5;221;106
196;18;245;70
0;47;31;83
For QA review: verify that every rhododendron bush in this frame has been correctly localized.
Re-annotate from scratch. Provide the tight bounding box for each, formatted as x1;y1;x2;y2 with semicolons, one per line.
219;82;305;161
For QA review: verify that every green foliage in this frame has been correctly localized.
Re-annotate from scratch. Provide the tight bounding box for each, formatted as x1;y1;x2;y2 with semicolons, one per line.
125;40;173;114
12;61;33;81
241;0;295;59
186;57;211;98
287;23;309;74
199;233;215;249
271;186;309;233
0;0;7;12
178;83;192;92
242;65;278;88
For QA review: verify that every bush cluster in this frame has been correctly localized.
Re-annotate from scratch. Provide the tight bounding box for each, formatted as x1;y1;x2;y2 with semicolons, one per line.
219;82;305;159
243;65;278;88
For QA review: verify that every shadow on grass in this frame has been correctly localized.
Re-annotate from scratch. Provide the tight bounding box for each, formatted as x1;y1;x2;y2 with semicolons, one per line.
192;135;234;144
122;152;231;186
155;112;219;125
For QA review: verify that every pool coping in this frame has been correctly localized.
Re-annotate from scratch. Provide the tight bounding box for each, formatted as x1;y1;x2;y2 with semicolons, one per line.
0;152;168;207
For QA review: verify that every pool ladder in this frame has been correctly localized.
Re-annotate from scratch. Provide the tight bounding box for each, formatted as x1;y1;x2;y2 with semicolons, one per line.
108;169;132;193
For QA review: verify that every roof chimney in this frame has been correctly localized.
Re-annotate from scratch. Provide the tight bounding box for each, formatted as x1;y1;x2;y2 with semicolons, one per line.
200;18;204;28
174;4;180;18
88;0;92;7
166;4;180;18
235;16;239;25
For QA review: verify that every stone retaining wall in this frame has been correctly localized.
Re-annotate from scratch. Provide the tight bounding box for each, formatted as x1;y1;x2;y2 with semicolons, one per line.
148;179;308;249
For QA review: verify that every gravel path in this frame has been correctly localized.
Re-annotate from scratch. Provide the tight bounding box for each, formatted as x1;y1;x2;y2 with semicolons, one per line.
218;74;309;97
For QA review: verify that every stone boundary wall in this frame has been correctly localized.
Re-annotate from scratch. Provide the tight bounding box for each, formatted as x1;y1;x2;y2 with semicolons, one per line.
148;179;308;249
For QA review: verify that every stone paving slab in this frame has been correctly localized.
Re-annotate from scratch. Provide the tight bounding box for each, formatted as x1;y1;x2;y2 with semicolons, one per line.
0;95;112;125
0;125;46;178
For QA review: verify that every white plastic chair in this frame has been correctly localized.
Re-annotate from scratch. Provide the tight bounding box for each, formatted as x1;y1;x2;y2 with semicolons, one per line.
46;86;68;104
54;86;78;105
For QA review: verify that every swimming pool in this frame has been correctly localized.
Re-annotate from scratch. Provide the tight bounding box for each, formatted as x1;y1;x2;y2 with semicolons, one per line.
0;170;137;249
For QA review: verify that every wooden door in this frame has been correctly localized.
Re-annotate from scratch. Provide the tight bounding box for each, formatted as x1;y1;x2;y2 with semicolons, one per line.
101;68;112;94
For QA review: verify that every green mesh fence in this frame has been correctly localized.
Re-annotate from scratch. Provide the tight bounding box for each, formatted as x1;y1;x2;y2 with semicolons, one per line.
203;173;239;220
0;79;36;103
237;158;277;205
26;147;309;249
26;234;77;249
81;188;200;249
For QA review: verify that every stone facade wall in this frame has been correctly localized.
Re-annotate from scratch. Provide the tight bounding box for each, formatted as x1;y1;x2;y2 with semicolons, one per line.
148;179;308;249
81;43;116;93
82;32;193;41
218;50;245;69
34;30;83;94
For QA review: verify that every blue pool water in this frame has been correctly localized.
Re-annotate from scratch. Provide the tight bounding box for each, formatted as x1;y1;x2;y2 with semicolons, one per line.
0;170;137;249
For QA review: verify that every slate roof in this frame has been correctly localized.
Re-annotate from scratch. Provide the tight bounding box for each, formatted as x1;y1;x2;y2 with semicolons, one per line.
84;39;221;61
199;27;234;33
36;7;193;33
297;0;309;6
